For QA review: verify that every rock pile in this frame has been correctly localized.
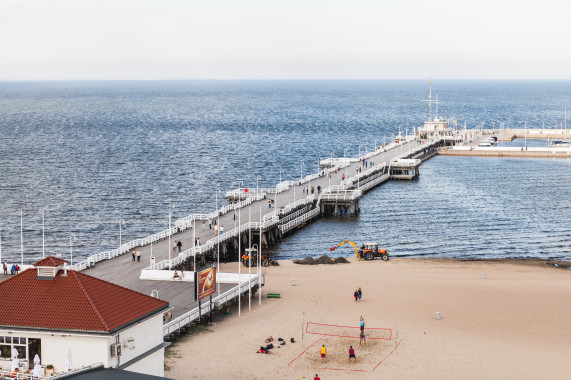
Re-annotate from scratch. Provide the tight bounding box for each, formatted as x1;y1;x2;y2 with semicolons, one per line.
293;255;350;265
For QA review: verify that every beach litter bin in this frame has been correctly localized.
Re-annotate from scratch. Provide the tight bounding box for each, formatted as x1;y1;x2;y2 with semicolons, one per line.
291;278;296;286
435;311;441;320
150;256;156;266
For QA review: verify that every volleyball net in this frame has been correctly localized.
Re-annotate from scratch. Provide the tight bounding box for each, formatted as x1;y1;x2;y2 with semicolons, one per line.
305;322;392;340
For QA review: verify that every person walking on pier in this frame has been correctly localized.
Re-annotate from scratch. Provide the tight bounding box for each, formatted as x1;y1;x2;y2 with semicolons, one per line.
342;173;345;181
197;237;200;246
173;241;177;252
177;240;182;252
136;250;141;262
132;250;136;262
215;224;219;235
209;219;212;230
220;225;224;234
202;220;205;230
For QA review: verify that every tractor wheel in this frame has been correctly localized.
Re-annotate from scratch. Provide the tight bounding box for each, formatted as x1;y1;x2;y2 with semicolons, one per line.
263;258;270;267
365;252;374;260
381;253;389;261
244;258;254;267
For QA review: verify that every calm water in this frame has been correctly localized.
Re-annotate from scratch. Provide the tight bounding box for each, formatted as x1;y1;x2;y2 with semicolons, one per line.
0;80;570;262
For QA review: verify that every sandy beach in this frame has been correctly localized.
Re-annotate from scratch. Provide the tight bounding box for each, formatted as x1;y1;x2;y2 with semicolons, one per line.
165;258;571;379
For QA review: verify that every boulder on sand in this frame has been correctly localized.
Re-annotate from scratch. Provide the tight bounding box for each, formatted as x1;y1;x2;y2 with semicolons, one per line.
293;255;350;265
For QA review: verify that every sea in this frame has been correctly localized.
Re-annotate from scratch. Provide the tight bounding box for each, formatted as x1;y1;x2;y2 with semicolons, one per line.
0;80;570;263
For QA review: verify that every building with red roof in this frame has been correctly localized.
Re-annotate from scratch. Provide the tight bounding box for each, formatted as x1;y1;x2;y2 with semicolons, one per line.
0;257;170;377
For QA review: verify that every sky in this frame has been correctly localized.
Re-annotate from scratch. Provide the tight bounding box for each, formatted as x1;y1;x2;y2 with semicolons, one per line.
0;0;570;80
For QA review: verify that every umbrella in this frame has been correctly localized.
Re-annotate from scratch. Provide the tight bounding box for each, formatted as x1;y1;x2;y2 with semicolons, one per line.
32;354;42;378
65;348;73;371
10;347;19;372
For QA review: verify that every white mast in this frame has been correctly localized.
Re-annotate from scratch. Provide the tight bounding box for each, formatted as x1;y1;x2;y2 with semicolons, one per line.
20;209;23;265
428;77;432;121
42;210;45;258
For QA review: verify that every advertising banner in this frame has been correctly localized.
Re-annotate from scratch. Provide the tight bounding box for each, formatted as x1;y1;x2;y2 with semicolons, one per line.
195;265;216;301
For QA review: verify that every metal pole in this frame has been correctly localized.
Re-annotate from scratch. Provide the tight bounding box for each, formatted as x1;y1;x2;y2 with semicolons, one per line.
248;207;251;311
42;210;45;258
20;209;23;265
70;235;73;265
238;208;241;317
216;188;220;296
168;204;172;268
193;217;196;271
259;206;262;305
0;228;2;267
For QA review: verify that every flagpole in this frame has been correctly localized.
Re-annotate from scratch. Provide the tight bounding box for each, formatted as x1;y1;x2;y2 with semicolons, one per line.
20;209;23;265
42;209;45;258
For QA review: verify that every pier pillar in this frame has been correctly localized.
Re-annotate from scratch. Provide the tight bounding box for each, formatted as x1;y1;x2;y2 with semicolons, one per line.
334;203;338;216
262;231;268;248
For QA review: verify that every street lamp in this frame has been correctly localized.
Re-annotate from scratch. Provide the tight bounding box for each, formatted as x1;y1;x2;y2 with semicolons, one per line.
119;218;125;253
256;175;261;194
168;203;174;268
276;169;284;213
215;188;222;295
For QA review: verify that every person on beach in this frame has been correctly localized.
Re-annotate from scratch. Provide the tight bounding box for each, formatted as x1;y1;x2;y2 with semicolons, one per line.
132;250;136;262
177;240;182;252
360;316;365;334
320;345;326;362
349;346;356;363
354;290;359;302
136;250;141;262
360;331;367;346
314;375;320;380
358;287;362;301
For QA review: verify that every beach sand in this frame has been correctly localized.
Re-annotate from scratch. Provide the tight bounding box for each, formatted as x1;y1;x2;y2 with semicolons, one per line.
165;258;571;379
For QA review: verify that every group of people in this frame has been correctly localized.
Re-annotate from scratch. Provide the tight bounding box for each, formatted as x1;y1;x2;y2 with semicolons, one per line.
319;344;359;363
131;250;141;262
319;315;367;365
353;287;362;302
3;261;20;275
302;186;321;194
172;240;183;252
172;270;184;281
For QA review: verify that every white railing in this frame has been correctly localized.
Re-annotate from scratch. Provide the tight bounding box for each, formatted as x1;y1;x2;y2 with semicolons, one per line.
279;207;320;234
0;369;52;380
163;274;261;337
359;173;390;192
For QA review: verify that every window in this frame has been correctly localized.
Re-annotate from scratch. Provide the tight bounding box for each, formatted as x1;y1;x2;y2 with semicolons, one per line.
0;336;27;360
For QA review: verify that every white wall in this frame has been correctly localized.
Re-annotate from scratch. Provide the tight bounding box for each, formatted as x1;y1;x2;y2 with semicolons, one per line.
0;315;165;376
117;314;164;367
123;348;164;377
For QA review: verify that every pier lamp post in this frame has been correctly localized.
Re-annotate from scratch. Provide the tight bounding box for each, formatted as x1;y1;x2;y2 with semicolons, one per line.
215;188;222;295
119;218;125;254
70;234;77;266
168;203;174;268
275;169;284;213
256;175;261;195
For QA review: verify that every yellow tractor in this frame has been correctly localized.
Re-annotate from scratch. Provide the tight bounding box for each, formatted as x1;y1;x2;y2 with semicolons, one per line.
330;240;389;261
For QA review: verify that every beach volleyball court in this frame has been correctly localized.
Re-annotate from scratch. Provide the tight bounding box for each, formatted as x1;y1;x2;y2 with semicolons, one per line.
288;322;400;372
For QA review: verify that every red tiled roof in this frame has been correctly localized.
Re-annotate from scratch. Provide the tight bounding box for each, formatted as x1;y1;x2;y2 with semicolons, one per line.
34;256;67;267
0;269;168;333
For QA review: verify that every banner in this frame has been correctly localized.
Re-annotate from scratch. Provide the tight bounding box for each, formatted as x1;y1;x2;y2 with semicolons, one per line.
195;265;216;301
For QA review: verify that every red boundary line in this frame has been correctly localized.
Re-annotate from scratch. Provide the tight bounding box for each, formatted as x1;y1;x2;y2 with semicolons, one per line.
318;367;368;372
373;338;403;371
288;336;324;366
306;322;392;341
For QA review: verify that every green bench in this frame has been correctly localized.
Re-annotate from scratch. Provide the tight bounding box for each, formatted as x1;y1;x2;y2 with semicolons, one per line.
267;293;281;299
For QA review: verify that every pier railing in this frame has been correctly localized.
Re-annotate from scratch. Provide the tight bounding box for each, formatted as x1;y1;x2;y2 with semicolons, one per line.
163;274;261;337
